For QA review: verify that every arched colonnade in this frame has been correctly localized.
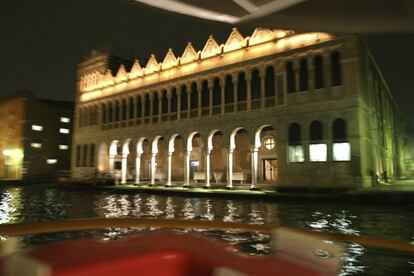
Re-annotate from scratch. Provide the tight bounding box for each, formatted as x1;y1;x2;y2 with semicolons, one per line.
98;125;277;189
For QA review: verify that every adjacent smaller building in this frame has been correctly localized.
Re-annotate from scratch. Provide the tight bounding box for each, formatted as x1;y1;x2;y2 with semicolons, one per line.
0;91;73;180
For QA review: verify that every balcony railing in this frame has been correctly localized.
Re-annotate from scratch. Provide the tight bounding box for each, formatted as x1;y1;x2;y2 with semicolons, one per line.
161;114;168;122
180;110;188;119
144;117;150;124
201;107;209;117
169;112;177;121
152;116;159;123
251;99;261;110
212;105;221;115
237;101;247;111
135;118;142;126
225;103;234;113
265;96;276;107
190;109;198;118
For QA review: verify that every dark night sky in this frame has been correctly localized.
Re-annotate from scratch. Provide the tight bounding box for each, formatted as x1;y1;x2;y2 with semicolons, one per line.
1;0;413;125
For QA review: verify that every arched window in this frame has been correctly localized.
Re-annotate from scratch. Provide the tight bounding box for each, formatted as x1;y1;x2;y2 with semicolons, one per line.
332;118;350;161
331;52;342;86
121;99;127;120
83;144;88;167
286;61;296;93
225;75;234;104
332;118;346;142
237;72;247;101
161;90;168;114
265;66;275;97
90;143;95;167
128;97;134;119
288;123;304;162
108;102;113;122
180;85;188;111
309;121;327;162
213;78;221;106
144;94;150;117
136;95;142;118
201;81;209;107
114;101;120;122
299;59;309;91
101;103;106;124
251;69;261;99
314;55;324;89
309;121;323;142
171;87;177;113
191;82;198;109
76;145;81;167
152;92;159;115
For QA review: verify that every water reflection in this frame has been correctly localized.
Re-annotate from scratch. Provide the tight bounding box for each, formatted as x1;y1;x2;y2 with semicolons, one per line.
1;186;414;275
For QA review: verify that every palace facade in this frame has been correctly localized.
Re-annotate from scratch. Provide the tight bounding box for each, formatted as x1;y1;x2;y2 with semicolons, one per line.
72;28;406;189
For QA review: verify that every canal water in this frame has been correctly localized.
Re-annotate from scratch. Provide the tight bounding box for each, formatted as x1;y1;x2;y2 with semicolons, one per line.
0;185;413;275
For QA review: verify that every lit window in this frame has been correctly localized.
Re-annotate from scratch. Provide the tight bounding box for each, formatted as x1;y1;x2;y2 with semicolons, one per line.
263;137;276;150
46;159;57;164
288;145;304;163
59;128;70;134
309;144;327;162
60;117;70;123
31;143;42;149
59;144;69;150
333;142;351;161
32;125;43;131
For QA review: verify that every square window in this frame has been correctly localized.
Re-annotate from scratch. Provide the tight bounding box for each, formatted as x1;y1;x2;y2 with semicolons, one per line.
59;144;69;150
60;117;70;123
59;128;69;134
309;144;327;162
333;142;351;161
32;125;43;131
288;145;304;163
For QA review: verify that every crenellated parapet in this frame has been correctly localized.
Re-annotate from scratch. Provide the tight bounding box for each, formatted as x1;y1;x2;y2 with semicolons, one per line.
79;28;332;102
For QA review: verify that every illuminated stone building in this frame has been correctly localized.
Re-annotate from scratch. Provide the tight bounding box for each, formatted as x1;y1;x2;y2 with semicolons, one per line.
0;91;73;180
72;28;406;189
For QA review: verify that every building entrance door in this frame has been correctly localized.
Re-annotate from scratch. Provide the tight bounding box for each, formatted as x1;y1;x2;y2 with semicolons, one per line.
190;160;199;179
263;158;277;181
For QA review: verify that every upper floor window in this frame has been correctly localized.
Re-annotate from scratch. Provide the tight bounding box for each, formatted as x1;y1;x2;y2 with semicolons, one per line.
309;121;327;162
60;117;70;123
32;125;43;131
332;118;350;161
331;51;342;86
263;136;276;150
288;123;304;162
46;159;57;164
299;59;309;91
286;61;296;93
314;55;324;89
59;128;70;134
31;142;42;149
59;144;69;150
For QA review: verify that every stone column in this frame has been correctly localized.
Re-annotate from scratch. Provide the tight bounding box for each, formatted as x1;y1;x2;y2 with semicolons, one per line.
204;148;212;188
197;82;202;118
208;80;213;116
135;154;141;184
232;75;238;111
183;150;191;187
220;77;225;114
133;96;138;119
226;147;234;189
260;69;266;108
121;154;128;184
250;146;259;189
246;72;252;111
150;152;157;186
177;89;182;120
149;93;154;121
158;91;163;121
166;152;173;186
109;155;115;173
